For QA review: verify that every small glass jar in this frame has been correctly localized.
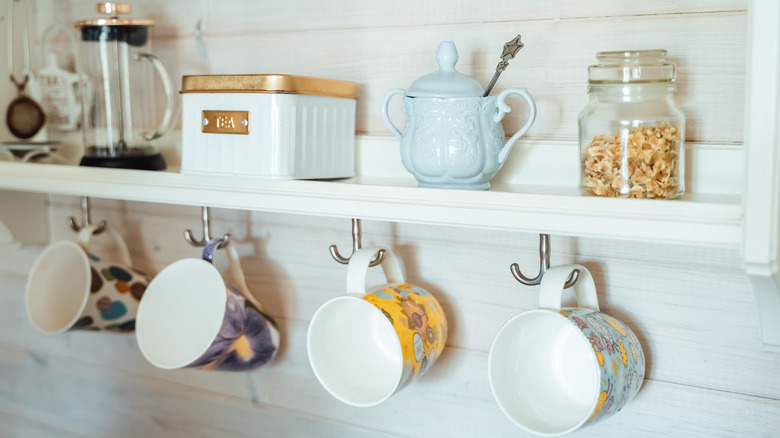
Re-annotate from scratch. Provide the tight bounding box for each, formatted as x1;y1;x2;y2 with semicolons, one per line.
578;50;685;199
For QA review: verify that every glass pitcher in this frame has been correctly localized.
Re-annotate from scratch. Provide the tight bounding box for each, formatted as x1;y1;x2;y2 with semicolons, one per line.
74;2;175;170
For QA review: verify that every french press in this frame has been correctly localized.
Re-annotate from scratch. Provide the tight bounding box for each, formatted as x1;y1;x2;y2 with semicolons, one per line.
74;2;175;170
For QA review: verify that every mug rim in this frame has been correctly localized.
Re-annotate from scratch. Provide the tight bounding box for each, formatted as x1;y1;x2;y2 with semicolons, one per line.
136;258;227;369
307;295;403;407
25;240;91;335
488;308;602;436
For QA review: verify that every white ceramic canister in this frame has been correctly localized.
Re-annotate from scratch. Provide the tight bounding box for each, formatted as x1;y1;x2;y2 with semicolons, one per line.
181;74;357;180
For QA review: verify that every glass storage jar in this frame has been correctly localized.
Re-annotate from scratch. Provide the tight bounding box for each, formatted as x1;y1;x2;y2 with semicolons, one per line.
578;50;685;199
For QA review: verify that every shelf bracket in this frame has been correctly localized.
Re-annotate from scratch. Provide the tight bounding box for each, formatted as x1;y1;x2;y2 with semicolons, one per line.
741;0;780;352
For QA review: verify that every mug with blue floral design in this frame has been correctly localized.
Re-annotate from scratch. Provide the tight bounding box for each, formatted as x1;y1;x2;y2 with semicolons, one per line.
136;239;279;372
26;223;151;334
307;246;448;407
488;264;645;436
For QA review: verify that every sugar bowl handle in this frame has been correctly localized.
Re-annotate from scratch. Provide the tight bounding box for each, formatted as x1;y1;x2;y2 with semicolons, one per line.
382;88;405;140
495;88;537;165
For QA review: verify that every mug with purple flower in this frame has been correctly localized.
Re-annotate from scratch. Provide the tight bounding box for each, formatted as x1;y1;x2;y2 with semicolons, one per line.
136;239;279;371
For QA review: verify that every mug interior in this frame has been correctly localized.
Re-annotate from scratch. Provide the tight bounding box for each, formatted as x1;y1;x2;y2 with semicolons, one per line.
25;241;90;334
489;310;600;436
136;258;226;369
307;296;402;407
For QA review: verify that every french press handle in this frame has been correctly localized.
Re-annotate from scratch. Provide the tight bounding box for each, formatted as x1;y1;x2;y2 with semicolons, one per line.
138;53;176;141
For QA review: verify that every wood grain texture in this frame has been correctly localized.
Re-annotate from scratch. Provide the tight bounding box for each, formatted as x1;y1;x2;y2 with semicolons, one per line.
0;343;402;438
59;1;748;144
0;410;88;438
148;11;746;144
0;1;771;436
1;275;779;437
67;0;748;38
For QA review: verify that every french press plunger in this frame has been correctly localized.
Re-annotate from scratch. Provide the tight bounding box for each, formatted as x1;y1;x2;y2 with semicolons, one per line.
74;2;175;170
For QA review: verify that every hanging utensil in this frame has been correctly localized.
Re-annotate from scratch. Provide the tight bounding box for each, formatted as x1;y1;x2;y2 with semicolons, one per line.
483;34;524;97
6;0;45;139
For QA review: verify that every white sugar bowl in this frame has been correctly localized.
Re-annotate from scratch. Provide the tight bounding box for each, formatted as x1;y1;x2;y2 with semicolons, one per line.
382;41;536;190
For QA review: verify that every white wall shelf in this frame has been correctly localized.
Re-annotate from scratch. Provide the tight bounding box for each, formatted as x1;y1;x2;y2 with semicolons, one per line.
0;151;741;247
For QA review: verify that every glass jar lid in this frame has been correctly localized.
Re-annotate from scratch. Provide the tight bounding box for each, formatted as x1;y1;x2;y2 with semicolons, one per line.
588;50;676;84
405;41;484;98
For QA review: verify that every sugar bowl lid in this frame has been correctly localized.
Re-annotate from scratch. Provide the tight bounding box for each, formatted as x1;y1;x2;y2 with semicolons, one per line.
405;41;484;98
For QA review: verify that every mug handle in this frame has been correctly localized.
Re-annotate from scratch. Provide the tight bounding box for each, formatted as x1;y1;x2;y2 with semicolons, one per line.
202;238;265;310
538;264;600;311
77;223;133;267
382;89;405;140
346;246;405;295
137;53;176;141
494;88;537;165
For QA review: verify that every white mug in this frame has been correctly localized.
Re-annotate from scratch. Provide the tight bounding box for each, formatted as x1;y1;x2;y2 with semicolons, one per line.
136;239;280;371
307;247;448;407
26;224;151;334
488;264;645;436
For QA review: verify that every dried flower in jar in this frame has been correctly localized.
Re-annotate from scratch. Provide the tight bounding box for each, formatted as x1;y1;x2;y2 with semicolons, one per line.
582;123;681;199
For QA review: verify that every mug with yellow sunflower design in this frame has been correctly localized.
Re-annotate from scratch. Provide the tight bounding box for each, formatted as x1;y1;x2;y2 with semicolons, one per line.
307;246;447;407
488;264;645;436
26;223;151;334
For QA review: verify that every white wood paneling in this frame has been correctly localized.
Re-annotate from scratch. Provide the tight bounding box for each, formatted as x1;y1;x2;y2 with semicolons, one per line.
0;343;401;438
1;268;780;437
0;0;774;437
0;411;87;438
55;2;749;143
151;11;747;144
67;0;748;38
0;191;49;246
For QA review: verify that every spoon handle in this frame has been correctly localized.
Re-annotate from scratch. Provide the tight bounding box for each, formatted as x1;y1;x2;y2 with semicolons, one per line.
483;34;524;97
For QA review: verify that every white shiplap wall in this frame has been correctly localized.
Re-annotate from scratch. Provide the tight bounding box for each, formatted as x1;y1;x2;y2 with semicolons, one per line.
2;1;780;437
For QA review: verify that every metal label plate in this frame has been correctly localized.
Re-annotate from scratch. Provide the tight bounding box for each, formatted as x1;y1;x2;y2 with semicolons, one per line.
201;110;250;135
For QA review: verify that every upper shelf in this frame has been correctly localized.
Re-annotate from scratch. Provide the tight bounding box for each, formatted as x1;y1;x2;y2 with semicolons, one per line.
0;136;742;247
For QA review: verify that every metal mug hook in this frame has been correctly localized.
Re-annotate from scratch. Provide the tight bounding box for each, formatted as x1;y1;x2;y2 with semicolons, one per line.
184;206;230;249
329;218;384;267
67;196;106;234
510;234;579;288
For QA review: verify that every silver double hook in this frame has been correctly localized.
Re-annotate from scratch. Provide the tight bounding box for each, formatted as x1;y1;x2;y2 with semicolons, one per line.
511;234;579;288
329;218;384;267
67;196;106;234
184;206;230;249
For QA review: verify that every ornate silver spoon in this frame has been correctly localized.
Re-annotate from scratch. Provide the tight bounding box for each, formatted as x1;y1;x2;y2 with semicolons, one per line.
483;34;524;97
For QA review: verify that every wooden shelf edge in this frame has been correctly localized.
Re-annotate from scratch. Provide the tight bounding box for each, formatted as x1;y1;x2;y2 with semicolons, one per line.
0;160;741;246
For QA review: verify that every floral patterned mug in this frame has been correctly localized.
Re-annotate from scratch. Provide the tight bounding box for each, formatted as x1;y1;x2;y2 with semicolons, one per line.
307;246;448;407
488;264;645;436
26;223;151;334
136;239;279;371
